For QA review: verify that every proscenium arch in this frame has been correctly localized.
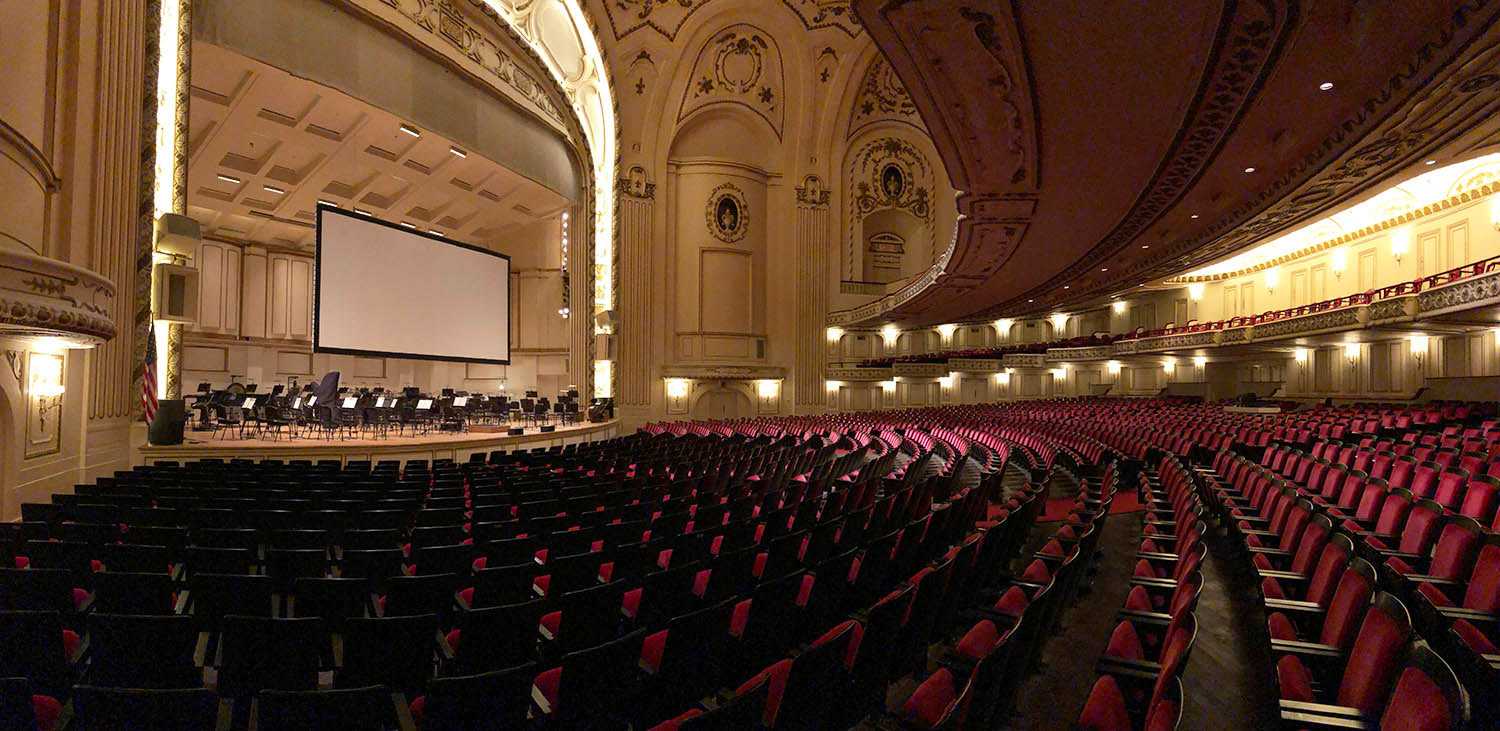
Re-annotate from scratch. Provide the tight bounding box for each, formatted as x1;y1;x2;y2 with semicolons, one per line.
150;0;618;397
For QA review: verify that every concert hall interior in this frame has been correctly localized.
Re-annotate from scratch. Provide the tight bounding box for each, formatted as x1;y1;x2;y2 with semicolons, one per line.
4;0;1500;729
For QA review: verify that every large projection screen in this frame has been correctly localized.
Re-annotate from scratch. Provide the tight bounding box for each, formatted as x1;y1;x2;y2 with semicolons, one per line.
316;206;511;364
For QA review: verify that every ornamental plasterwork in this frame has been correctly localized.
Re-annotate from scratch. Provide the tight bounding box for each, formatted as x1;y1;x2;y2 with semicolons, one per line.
1417;271;1500;315
660;364;785;380
598;0;859;40
705;183;749;243
1367;297;1415;323
0;249;118;345
379;0;567;130
1132;333;1217;353
850;138;933;220
1219;328;1248;344
827;366;890;381
1250;309;1361;340
1044;346;1111;361
948;358;1002;372
679;26;786;137
892;362;946;377
1002;353;1046;368
851;58;921;133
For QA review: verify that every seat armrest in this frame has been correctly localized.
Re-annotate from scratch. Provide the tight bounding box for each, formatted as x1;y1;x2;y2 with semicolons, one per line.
1256;569;1308;582
1128;577;1180;589
1247;547;1292;558
1269;638;1343;658
1134;551;1180;561
1095;656;1162;679
1279;703;1372;729
1263;598;1324;614
1116;608;1174;623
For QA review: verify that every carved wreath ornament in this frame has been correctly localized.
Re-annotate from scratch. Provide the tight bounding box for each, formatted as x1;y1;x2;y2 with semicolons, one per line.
706;183;749;243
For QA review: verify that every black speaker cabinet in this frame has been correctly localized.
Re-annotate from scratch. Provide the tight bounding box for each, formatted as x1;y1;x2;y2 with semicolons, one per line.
508;427;525;436
148;399;188;445
540;425;556;433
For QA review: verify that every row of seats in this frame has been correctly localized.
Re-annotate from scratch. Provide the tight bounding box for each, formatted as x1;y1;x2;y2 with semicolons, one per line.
1202;446;1480;727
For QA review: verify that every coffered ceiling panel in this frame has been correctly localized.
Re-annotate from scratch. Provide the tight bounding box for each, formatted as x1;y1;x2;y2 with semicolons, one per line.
186;41;571;254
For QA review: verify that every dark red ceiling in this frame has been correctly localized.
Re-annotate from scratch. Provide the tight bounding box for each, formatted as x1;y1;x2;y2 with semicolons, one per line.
845;0;1500;326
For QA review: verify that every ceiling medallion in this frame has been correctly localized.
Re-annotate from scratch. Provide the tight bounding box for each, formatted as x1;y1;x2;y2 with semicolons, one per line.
706;183;749;243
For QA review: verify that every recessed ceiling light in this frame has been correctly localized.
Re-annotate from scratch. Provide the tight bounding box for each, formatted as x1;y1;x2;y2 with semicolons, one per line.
399;222;417;229
399;124;421;138
451;147;467;159
1424;159;1437;165
1142;245;1150;249
1243;167;1256;173
1027;299;1034;303
1319;81;1334;91
317;199;338;208
1190;214;1199;219
1063;285;1070;289
429;229;443;236
216;174;241;184
263;185;286;195
354;208;372;216
1100;268;1108;272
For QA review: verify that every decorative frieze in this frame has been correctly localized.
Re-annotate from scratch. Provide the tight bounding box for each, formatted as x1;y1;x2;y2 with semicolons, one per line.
1044;346;1112;362
948;358;1002;372
661;364;787;381
826;366;890;381
0;250;118;345
1417;271;1500;316
1001;353;1046;368
892;362;947;377
1249;308;1362;340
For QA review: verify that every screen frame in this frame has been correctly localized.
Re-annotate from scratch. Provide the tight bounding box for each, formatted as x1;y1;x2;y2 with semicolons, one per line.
314;204;513;365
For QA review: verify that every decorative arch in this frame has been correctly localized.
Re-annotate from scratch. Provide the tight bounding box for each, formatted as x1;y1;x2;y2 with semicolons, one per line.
843;133;936;280
677;24;787;139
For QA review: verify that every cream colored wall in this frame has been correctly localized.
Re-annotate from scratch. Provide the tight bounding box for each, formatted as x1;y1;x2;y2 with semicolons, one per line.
180;217;574;397
603;4;957;428
1193;196;1499;322
0;0;148;519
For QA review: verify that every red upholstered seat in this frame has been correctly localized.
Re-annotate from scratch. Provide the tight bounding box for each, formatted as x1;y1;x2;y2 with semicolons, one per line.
1077;675;1131;730
900;667;958;729
1378;666;1450;731
31;694;61;731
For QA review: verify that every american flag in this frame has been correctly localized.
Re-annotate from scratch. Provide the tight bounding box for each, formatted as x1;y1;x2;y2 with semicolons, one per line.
142;322;158;423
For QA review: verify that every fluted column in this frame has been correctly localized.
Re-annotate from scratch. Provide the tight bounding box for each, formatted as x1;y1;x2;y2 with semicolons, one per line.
795;176;830;410
617;172;655;406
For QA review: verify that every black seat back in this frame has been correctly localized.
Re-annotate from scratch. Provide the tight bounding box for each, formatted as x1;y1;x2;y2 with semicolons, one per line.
87;613;200;689
256;685;399;730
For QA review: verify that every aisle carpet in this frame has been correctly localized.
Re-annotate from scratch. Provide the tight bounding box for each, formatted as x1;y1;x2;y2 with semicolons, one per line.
1036;489;1145;523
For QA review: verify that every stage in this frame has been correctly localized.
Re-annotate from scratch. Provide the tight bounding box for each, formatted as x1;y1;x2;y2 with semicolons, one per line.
136;420;620;466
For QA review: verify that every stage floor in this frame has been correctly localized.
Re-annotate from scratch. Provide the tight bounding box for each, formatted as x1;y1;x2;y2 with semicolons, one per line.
137;420;620;465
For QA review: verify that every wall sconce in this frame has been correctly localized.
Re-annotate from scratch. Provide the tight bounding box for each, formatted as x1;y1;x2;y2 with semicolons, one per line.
825;380;842;393
1050;313;1069;332
825;326;844;343
756;379;780;399
1343;342;1360;364
1112;301;1127;315
29;355;66;431
1293;347;1309;364
665;378;691;399
1264;267;1279;294
938;374;954;389
1331;248;1347;278
881;324;901;346
880;380;896;393
1193;355;1207;368
1105;360;1122;376
994;372;1010;386
1391;229;1410;264
1409;335;1428;364
1050;368;1066;380
936;323;958;340
994;318;1013;335
1162;357;1177;375
1187;283;1205;301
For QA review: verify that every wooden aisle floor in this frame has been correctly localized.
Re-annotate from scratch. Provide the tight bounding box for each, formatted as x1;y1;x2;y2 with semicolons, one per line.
1000;469;1279;730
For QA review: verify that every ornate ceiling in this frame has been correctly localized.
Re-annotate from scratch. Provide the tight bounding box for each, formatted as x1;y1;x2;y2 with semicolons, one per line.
186;42;569;252
849;0;1500;325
